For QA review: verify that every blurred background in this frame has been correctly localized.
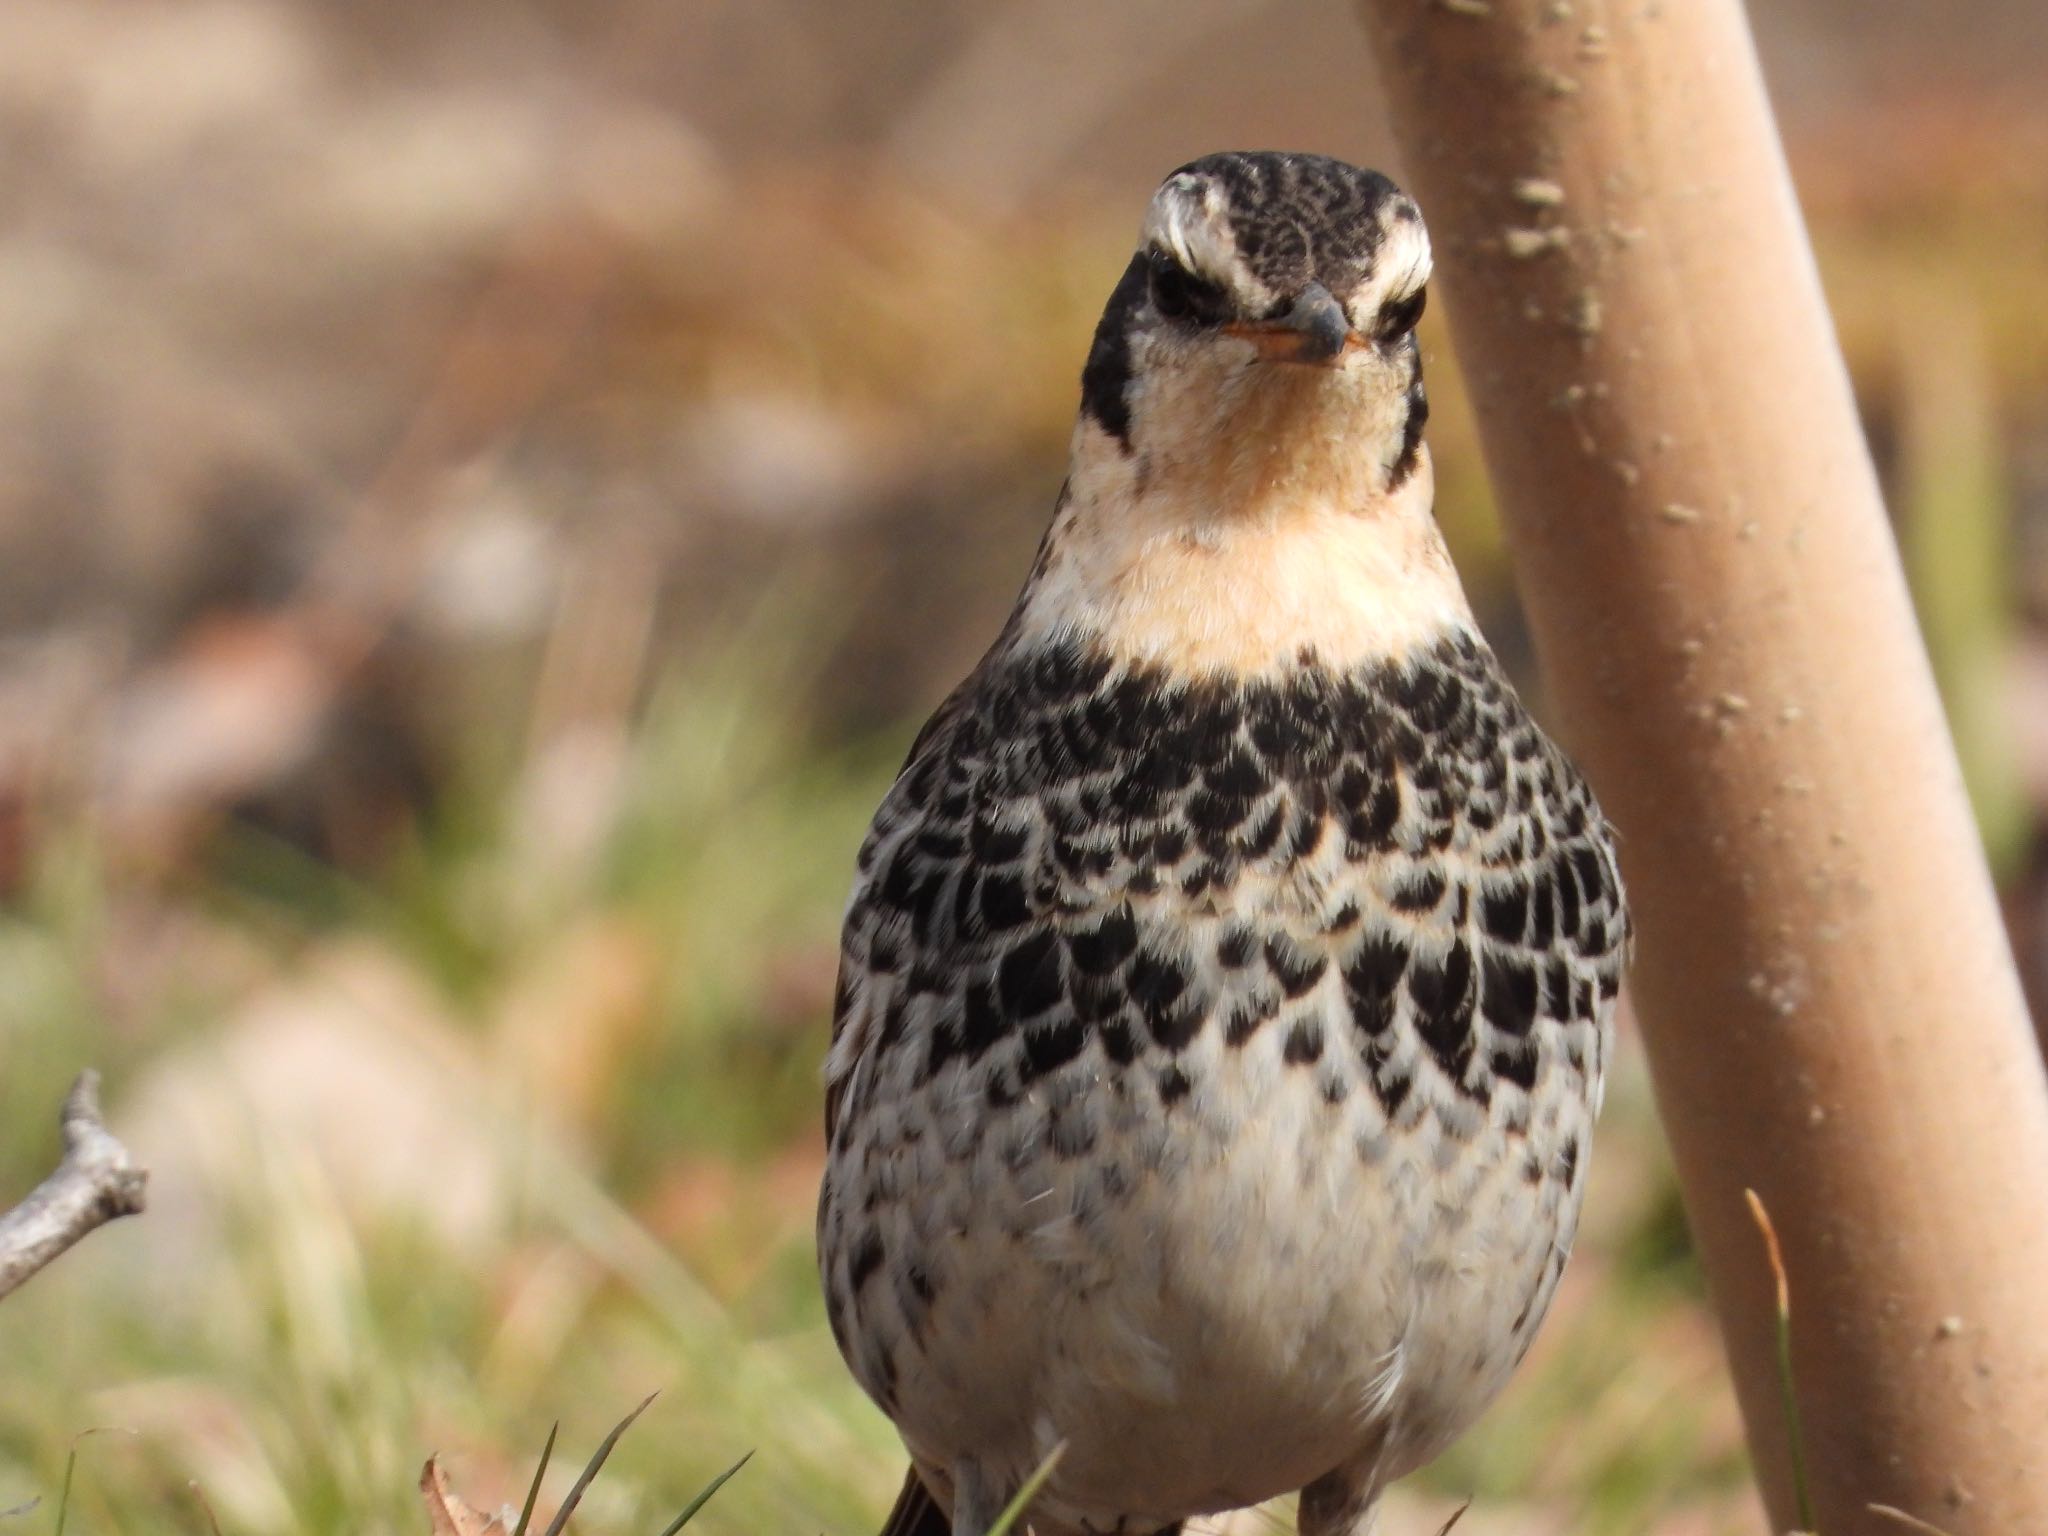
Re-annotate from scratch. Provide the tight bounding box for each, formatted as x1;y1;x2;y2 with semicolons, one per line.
2;2;2046;1532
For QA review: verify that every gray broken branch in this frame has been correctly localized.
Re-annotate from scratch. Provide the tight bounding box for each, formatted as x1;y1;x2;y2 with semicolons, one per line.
0;1071;148;1302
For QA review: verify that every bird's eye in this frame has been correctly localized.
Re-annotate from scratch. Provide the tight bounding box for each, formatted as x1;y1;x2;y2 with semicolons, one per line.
1147;252;1231;326
1372;286;1427;341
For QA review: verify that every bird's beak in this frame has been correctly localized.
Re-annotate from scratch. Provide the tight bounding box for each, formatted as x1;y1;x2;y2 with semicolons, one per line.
1224;282;1357;366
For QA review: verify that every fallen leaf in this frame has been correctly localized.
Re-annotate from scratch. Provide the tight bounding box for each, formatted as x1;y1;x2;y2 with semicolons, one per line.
421;1456;509;1536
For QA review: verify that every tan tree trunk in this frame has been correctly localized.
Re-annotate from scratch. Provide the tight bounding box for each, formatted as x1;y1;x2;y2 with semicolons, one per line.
1351;2;2048;1531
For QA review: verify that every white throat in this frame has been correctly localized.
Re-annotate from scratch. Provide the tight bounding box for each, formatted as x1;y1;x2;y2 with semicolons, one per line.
1011;414;1475;680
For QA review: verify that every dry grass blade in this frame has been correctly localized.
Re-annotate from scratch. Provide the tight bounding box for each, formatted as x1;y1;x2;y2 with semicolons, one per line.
1745;1189;1790;1316
538;1393;660;1536
44;1427;142;1536
1744;1190;1815;1534
1432;1500;1472;1535
985;1445;1066;1536
187;1481;226;1536
0;1500;37;1522
510;1424;560;1536
653;1450;753;1535
1868;1504;1958;1536
52;1447;76;1536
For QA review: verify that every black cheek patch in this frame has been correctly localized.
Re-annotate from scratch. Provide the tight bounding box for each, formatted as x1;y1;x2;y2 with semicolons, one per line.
1389;343;1428;490
1078;253;1148;451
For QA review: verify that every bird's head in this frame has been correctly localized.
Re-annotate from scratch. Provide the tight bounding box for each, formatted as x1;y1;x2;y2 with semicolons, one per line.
1073;151;1434;518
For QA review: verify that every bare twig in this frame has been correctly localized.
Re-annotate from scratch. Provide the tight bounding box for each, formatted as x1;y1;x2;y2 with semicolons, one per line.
1354;0;2048;1524
0;1072;148;1302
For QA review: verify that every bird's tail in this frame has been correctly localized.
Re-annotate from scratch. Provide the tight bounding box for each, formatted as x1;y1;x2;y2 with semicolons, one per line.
878;1467;950;1536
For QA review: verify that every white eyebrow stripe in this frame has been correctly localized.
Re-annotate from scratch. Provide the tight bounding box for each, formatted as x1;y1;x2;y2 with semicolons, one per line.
1143;187;1206;276
1143;181;1221;270
1378;218;1434;301
1141;176;1280;311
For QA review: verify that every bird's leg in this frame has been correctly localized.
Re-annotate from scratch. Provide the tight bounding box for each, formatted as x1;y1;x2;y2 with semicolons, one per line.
950;1463;1016;1536
1295;1463;1382;1536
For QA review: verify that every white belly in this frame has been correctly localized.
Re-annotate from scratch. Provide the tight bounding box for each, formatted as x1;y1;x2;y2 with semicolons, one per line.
858;1023;1585;1533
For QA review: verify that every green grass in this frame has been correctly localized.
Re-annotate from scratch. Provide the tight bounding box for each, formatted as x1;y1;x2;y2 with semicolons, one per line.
4;190;2036;1535
0;637;902;1535
0;637;1749;1536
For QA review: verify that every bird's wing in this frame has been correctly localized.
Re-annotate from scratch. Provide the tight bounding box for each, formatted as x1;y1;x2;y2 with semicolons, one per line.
824;657;990;1145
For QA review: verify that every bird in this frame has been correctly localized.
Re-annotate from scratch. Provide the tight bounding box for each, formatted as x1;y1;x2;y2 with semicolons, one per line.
816;150;1628;1536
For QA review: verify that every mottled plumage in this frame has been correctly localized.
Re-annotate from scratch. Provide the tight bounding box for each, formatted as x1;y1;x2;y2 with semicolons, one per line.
818;151;1627;1536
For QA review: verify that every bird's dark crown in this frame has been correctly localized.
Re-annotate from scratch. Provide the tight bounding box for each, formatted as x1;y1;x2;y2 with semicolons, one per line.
1164;150;1412;305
